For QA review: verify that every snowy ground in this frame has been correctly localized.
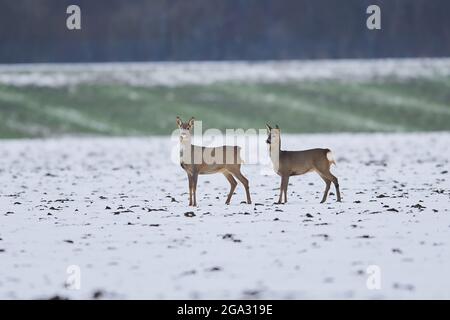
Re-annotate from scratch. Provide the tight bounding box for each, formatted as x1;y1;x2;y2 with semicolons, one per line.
1;58;450;87
0;132;449;299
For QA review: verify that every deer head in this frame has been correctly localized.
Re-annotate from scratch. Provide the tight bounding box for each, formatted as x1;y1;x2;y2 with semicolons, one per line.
176;116;195;143
265;123;280;145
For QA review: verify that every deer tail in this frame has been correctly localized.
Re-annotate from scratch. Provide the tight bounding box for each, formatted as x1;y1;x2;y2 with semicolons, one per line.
326;150;336;166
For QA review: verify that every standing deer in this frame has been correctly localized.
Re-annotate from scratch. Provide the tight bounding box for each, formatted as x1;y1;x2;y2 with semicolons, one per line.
265;124;341;204
176;116;252;206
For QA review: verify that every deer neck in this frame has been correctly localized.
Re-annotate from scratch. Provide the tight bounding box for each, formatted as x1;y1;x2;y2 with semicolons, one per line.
269;136;281;172
269;136;281;159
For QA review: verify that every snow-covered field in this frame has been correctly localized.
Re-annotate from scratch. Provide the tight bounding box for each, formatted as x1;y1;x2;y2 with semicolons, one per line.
1;58;450;87
0;132;449;299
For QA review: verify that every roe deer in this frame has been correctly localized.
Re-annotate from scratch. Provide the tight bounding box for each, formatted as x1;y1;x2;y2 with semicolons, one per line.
265;124;341;204
176;117;252;206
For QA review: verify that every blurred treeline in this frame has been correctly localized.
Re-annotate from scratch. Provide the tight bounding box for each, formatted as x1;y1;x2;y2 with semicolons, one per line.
1;0;449;63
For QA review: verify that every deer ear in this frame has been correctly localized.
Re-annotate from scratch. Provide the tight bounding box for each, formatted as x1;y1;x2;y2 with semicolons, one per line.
275;124;280;129
176;116;183;128
266;123;272;131
188;117;195;127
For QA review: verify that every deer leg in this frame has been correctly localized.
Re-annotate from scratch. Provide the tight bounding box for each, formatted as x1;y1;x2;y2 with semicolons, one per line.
318;174;331;203
223;172;237;205
332;175;341;202
283;176;290;203
192;171;199;207
319;170;341;203
229;167;252;204
276;175;287;204
187;173;193;206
